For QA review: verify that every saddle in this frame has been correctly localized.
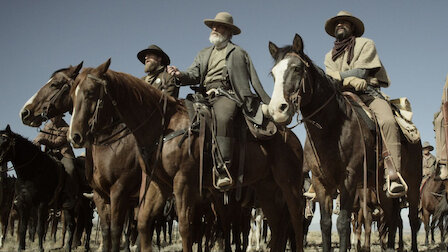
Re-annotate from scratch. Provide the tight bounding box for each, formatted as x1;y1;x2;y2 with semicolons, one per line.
184;92;276;193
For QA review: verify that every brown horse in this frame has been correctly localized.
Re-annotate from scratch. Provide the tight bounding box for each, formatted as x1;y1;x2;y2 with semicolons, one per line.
265;34;422;252
352;187;380;251
68;59;304;252
20;63;144;252
420;174;445;245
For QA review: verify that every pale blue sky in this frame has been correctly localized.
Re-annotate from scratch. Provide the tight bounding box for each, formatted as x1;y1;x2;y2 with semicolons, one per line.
1;0;447;231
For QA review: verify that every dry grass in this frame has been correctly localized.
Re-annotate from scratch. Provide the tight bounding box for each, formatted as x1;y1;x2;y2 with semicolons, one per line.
0;227;447;251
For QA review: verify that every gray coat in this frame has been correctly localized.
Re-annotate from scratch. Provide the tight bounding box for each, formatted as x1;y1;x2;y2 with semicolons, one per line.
179;42;270;122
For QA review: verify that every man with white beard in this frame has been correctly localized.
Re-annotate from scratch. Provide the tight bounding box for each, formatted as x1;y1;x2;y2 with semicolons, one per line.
168;12;270;189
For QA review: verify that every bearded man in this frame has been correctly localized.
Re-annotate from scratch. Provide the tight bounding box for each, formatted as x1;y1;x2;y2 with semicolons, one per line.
324;11;406;197
137;44;179;98
167;11;270;189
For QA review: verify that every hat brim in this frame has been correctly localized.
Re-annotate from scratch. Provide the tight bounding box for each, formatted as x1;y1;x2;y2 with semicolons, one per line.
204;20;241;35
423;146;434;151
325;15;364;38
137;49;170;66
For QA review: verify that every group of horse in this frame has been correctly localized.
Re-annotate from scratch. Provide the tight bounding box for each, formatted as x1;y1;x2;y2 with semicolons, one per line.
0;33;442;251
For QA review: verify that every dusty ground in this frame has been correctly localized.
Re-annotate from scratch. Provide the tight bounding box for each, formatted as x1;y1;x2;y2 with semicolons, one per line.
0;228;446;251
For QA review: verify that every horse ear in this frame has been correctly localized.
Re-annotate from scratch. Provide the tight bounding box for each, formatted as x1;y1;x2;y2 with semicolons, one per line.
70;61;83;79
96;58;111;76
292;34;304;54
268;41;279;59
5;124;11;133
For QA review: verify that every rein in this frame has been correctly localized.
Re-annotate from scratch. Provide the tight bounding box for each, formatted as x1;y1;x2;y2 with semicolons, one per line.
85;74;168;207
0;136;39;172
285;52;337;130
42;74;73;120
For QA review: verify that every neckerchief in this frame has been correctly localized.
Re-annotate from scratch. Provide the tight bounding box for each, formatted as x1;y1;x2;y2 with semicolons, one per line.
332;35;356;65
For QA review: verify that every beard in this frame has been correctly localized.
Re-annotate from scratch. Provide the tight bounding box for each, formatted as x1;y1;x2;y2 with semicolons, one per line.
144;59;160;73
209;32;229;47
335;27;351;41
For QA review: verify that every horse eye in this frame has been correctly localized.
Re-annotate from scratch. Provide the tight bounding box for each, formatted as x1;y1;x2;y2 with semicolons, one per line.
51;81;61;87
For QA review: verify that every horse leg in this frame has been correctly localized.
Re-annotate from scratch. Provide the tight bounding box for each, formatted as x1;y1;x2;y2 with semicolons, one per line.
17;205;29;252
93;193;111;252
314;179;333;252
63;208;76;252
364;209;372;252
355;210;362;251
337;188;356;252
431;214;435;244
36;203;48;252
137;181;168;252
174;180;197;252
253;180;288;251
110;186;131;252
407;185;420;252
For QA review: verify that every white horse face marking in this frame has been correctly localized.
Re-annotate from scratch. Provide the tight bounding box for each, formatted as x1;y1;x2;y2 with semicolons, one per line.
268;58;293;124
68;85;81;141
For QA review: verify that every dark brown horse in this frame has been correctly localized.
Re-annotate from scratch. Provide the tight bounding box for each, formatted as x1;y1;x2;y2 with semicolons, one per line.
421;174;445;245
0;125;77;252
265;34;422;252
20;63;143;252
0;164;15;248
68;59;304;252
352;187;380;251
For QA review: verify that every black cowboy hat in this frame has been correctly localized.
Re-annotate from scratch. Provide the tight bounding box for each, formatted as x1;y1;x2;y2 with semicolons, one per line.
137;44;170;66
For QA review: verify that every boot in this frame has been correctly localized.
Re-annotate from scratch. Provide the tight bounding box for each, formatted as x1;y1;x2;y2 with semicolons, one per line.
215;137;234;189
384;152;406;197
303;184;316;199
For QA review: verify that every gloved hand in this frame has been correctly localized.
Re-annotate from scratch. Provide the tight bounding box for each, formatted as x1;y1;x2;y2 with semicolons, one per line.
326;69;341;81
343;76;367;91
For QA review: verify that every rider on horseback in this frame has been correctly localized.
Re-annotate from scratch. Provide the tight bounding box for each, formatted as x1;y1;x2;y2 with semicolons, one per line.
137;44;179;98
323;11;406;197
33;115;78;208
167;12;270;189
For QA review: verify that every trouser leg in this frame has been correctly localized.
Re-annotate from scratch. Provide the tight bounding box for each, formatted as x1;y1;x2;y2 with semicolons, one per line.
61;157;78;208
369;98;405;195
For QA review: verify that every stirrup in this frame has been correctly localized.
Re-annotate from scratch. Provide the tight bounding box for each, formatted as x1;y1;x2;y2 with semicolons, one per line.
212;164;233;191
386;172;408;198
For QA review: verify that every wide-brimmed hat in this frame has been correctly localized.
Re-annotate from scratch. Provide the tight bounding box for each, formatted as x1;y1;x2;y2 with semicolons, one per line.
422;141;434;151
137;44;170;66
204;12;241;35
325;10;364;38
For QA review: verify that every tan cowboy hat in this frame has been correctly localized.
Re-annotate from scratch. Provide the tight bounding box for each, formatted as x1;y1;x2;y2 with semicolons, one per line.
204;11;241;35
422;141;434;151
137;44;170;66
325;10;365;38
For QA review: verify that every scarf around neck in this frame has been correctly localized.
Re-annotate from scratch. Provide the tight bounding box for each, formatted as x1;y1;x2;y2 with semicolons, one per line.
332;35;356;65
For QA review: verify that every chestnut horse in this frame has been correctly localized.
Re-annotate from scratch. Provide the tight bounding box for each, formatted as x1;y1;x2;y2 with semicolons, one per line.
420;174;445;245
68;59;304;252
20;63;144;252
266;34;421;252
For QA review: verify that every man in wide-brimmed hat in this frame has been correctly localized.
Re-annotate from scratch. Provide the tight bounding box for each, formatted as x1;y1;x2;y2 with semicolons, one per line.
422;141;436;180
323;11;406;198
167;11;270;189
137;44;179;98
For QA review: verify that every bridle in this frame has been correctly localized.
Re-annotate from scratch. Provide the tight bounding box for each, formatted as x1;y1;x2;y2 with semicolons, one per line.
41;73;74;121
85;74;166;144
284;52;336;129
0;133;38;172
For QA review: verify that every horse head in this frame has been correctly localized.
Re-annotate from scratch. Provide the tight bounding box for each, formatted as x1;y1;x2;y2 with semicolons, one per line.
20;62;83;127
266;34;315;125
0;125;15;166
69;59;114;148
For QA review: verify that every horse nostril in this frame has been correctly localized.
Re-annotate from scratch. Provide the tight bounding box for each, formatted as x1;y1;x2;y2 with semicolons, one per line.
20;109;30;120
279;103;289;112
72;133;83;145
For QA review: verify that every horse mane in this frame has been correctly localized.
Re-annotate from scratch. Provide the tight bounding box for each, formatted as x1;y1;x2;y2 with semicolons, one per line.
51;67;70;78
74;68;186;114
